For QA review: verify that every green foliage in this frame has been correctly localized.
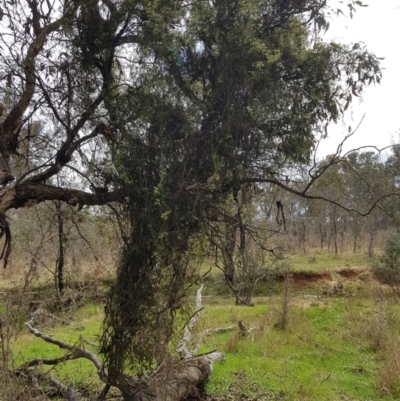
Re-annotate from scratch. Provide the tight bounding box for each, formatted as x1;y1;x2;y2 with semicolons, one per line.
10;304;105;394
373;234;400;294
9;258;400;400
380;235;400;271
288;252;370;271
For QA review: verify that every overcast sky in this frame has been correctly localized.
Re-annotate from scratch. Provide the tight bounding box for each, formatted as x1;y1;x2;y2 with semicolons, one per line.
316;0;400;159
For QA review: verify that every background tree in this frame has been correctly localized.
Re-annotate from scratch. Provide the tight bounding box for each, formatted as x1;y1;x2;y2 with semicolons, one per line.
207;184;275;305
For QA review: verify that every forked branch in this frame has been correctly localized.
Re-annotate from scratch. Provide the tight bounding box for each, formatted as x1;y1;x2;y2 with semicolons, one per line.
24;317;105;376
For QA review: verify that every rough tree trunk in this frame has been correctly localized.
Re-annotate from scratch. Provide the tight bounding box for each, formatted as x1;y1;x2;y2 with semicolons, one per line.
55;201;65;295
0;152;14;186
223;223;237;285
319;222;325;251
300;219;306;254
332;207;338;256
352;216;359;253
368;228;377;257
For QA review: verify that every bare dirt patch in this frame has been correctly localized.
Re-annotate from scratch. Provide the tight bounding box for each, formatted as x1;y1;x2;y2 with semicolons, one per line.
276;267;373;287
276;271;333;286
337;266;369;279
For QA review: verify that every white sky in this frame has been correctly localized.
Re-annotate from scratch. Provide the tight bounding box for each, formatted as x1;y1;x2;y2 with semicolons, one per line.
316;0;400;158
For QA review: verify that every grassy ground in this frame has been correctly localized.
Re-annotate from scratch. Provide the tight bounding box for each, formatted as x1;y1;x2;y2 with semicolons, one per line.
10;303;105;395
198;296;394;401
199;251;371;275
4;252;400;400
288;252;371;271
9;290;400;400
287;252;371;271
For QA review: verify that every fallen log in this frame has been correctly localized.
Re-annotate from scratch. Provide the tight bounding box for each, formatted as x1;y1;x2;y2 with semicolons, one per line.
120;352;225;401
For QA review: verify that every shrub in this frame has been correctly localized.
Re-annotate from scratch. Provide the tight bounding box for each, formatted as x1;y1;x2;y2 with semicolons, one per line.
373;234;400;296
377;333;400;398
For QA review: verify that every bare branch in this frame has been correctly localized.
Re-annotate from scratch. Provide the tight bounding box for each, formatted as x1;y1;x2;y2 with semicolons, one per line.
24;317;105;376
177;285;204;358
241;176;399;217
306;115;366;193
24;94;104;184
48;376;81;401
2;15;70;144
70;210;99;261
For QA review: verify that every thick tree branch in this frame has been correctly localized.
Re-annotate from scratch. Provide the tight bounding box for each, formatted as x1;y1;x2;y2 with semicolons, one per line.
21;300;225;401
0;184;130;213
177;285;204;358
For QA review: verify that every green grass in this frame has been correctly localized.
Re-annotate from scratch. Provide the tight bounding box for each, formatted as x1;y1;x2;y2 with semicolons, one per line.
8;296;398;400
198;252;372;298
10;304;104;394
199;252;371;277
287;252;371;271
195;296;395;400
6;256;400;401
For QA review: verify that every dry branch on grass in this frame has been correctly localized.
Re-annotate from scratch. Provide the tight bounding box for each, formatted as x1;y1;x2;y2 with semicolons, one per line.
24;317;104;373
14;317;108;401
16;288;225;401
177;285;204;358
205;326;235;335
237;321;257;337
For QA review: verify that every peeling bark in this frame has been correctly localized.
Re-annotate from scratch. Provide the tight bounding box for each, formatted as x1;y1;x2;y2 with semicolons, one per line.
55;201;65;295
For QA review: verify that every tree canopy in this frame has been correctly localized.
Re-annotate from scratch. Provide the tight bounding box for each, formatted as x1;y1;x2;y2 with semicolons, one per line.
0;0;383;388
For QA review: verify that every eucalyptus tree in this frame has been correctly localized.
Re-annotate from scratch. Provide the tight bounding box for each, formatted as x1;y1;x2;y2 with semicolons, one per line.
0;0;384;398
345;151;391;255
305;151;392;254
382;146;400;229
